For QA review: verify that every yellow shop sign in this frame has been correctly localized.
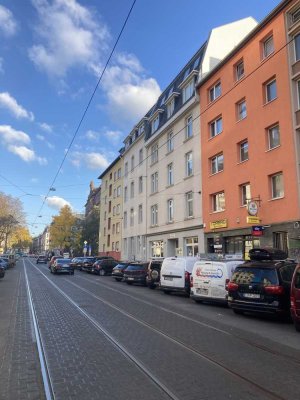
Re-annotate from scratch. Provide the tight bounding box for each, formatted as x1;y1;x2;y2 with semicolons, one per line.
210;219;228;229
247;216;260;224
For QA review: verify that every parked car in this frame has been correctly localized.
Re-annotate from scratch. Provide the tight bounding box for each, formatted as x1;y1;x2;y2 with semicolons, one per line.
227;248;296;317
0;265;5;279
0;258;9;270
36;255;47;264
70;257;85;269
123;262;149;285
290;264;300;332
112;262;130;281
190;256;244;304
160;257;200;296
146;258;164;289
50;258;74;275
92;258;118;276
48;256;60;269
2;254;16;268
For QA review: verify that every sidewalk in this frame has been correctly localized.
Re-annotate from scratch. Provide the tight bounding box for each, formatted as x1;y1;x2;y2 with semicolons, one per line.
0;261;45;400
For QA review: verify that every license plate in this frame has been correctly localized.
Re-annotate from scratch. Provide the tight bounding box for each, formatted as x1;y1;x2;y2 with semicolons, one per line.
244;293;260;299
164;277;173;281
196;288;208;295
128;277;134;280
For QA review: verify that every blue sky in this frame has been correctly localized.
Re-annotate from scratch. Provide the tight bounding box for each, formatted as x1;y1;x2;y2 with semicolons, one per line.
0;0;281;236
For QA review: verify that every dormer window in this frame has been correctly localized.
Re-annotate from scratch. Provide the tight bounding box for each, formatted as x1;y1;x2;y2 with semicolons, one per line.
151;115;159;133
167;99;175;118
179;69;197;104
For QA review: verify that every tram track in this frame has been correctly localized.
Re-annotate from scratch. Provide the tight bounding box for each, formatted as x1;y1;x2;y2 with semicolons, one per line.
29;260;295;400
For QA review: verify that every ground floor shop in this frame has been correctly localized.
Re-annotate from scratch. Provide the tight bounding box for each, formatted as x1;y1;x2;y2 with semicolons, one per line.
205;221;300;261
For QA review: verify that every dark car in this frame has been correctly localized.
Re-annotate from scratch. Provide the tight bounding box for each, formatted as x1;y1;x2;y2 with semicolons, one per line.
0;258;9;270
290;264;300;332
112;262;130;281
227;248;296;318
92;259;118;276
36;255;47;264
50;258;74;275
123;262;149;285
0;265;5;279
70;257;85;269
146;258;164;289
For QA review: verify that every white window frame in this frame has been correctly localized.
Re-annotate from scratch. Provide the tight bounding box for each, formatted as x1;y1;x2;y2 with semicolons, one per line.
139;148;143;164
138;176;143;193
210;116;222;138
167;163;174;186
151;172;158;194
182;79;194;103
151;143;158;164
185;152;193;177
268;124;280;149
237;99;247;120
212;192;225;212
209;81;221;102
240;140;249;162
263;35;274;59
131;155;135;171
236;60;244;81
130;181;134;198
151;115;160;133
124;162;128;177
167;98;175;118
240;183;251;206
138;204;143;224
185;191;193;218
295;33;300;61
186;115;193;139
130;208;134;226
271;172;284;199
124;186;128;202
123;212;127;228
167;131;174;152
211;153;224;174
167;199;174;222
151;204;158;226
265;79;277;103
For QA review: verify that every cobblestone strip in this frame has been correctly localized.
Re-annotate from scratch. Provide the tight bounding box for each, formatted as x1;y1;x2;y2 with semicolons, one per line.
0;266;46;400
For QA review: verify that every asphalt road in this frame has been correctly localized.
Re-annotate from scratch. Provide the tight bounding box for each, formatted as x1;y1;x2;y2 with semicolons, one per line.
1;257;300;400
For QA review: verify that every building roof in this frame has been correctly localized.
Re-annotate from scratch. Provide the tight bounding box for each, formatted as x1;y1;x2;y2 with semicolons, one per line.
98;155;122;180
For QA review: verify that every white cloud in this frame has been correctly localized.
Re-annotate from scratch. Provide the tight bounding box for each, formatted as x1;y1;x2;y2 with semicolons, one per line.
0;125;30;145
71;151;109;170
104;129;123;144
0;5;17;37
0;92;34;121
39;122;53;133
7;145;47;165
46;196;71;210
85;130;98;141
29;0;110;77
36;134;55;149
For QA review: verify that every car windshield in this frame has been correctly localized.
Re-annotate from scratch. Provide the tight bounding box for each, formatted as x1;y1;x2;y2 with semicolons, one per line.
232;267;278;286
115;263;127;268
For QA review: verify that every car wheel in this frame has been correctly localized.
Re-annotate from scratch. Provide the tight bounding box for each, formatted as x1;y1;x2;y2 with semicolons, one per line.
233;309;244;315
163;290;171;294
148;284;156;289
115;277;122;282
294;321;300;332
194;299;203;303
126;281;133;285
99;269;105;276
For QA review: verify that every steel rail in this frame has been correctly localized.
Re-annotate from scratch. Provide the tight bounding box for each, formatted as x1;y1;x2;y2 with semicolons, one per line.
23;260;55;400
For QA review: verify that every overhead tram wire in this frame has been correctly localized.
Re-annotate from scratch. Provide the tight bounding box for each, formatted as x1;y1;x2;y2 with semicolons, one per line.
32;0;137;226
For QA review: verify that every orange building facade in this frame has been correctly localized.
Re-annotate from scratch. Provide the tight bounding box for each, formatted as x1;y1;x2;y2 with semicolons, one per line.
198;0;300;259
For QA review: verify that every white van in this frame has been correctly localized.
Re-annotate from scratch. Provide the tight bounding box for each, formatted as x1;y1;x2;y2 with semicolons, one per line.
190;258;244;304
160;257;200;296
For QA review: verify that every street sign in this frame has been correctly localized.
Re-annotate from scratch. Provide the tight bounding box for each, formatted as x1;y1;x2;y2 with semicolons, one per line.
84;240;87;245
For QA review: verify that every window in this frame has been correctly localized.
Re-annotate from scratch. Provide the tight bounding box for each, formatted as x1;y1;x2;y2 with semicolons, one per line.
124;186;128;202
167;131;174;152
167;199;174;222
151;143;158;164
113;206;116;216
297;80;300;108
267;124;280;149
236;60;244;81
112;242;115;251
295;33;300;61
130;181;134;198
116;204;120;215
117;186;121;197
104;196;107;205
265;79;277;102
138;124;144;135
186;191;193;218
167;163;174;186
212;192;225;212
239;140;249;162
113;188;117;198
130;208;134;226
138;204;143;224
210;116;222;138
139;148;143;164
186;116;193;139
185;237;198;257
237;99;247;120
182;80;194;103
116;222;120;234
185;152;193;177
104;211;107;221
109;173;112;180
167;98;175;118
116;241;120;251
263;35;274;58
131;155;135;171
123;212;127;228
117;168;121;179
209;81;221;102
139;176;143;193
151;172;158;194
108;218;111;230
114;171;116;181
112;224;115;234
211;153;224;174
240;183;251;206
292;8;300;24
108;201;112;213
109;184;112;196
271;172;284;199
125;162;128;176
151;115;160;133
151;204;158;225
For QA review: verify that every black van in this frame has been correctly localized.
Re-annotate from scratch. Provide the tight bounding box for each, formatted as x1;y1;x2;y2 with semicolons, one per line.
227;248;296;317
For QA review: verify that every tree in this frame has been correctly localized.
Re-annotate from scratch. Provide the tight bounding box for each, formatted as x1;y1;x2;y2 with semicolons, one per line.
49;205;82;254
9;226;32;250
81;207;100;256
